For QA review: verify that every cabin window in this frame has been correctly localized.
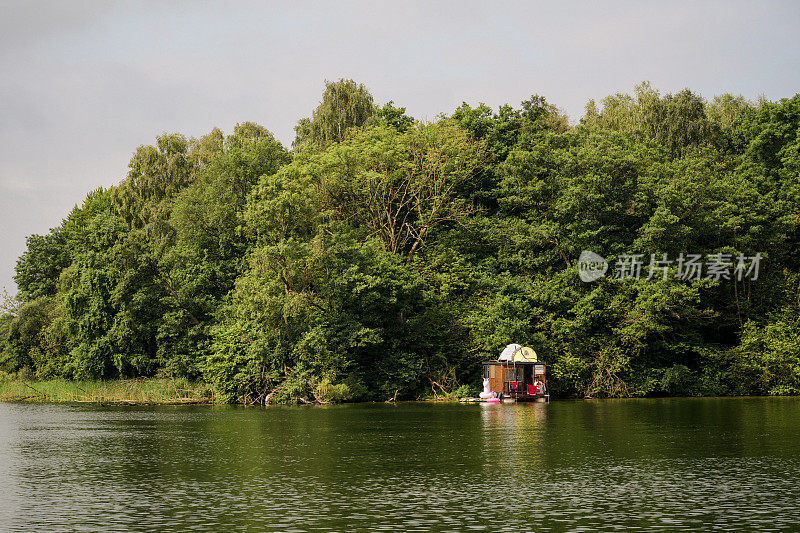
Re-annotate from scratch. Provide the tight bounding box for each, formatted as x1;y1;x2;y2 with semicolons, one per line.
503;368;524;381
483;365;489;378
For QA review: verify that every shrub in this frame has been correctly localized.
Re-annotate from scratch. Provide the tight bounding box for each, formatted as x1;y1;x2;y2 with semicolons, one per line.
661;364;697;396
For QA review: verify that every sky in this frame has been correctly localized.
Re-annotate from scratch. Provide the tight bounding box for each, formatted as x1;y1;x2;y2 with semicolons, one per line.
1;0;799;294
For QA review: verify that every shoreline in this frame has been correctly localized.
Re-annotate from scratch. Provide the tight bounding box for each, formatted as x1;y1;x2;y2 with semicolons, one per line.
3;380;798;406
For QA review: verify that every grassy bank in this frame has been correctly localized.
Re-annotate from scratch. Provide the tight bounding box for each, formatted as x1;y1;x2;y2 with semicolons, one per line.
0;378;213;404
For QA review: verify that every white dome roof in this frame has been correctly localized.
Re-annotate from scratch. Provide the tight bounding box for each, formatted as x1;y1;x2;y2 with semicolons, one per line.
498;343;522;361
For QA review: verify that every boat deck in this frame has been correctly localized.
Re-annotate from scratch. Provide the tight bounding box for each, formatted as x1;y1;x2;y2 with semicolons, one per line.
459;394;550;403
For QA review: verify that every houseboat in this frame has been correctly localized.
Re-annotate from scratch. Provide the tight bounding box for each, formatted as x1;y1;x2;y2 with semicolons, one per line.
462;344;550;403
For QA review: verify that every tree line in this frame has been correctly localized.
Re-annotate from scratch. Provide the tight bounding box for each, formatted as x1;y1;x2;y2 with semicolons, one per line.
2;79;799;403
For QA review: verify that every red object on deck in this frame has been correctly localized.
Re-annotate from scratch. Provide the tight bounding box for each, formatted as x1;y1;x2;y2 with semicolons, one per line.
527;384;538;395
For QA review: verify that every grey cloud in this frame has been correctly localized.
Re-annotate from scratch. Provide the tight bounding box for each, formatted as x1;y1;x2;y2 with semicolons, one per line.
0;1;112;53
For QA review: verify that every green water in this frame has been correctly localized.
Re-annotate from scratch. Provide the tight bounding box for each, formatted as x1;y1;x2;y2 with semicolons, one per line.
1;398;799;532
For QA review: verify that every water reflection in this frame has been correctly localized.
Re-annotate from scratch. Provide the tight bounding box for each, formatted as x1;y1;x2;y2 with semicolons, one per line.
0;399;798;531
480;402;547;476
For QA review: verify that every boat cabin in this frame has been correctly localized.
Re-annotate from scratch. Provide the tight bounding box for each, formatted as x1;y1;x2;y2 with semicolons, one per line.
483;345;548;401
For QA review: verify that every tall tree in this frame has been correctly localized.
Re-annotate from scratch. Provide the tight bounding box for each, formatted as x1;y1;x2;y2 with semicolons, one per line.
293;79;375;149
14;229;70;301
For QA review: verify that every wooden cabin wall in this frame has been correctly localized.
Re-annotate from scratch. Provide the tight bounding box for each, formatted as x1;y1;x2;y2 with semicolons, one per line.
487;365;504;395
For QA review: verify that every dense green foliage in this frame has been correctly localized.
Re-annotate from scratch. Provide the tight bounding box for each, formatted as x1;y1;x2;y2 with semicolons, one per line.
3;79;800;403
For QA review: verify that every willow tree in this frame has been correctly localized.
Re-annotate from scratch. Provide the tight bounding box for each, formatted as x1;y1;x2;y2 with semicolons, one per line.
293;79;375;149
581;82;719;158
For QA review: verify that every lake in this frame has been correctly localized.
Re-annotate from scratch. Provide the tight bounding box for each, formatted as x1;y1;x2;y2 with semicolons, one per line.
0;398;799;532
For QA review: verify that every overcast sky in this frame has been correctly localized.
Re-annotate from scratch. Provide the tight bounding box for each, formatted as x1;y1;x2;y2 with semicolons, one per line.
1;0;799;294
